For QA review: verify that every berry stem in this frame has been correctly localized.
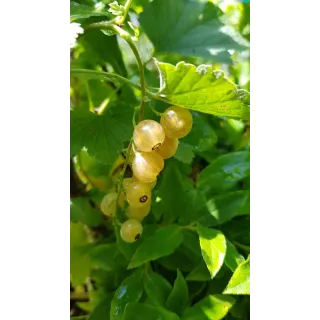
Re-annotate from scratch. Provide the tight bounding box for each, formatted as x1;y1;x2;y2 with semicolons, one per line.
70;69;141;91
115;139;133;218
132;106;140;127
84;81;94;111
148;100;164;117
125;40;147;122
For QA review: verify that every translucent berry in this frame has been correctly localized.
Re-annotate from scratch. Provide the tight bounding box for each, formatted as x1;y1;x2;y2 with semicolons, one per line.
126;181;151;208
123;178;133;193
160;106;193;139
100;192;117;217
120;219;143;243
157;136;178;159
148;178;157;190
126;203;151;221
101;192;125;217
132;152;164;183
127;176;157;191
133;120;165;152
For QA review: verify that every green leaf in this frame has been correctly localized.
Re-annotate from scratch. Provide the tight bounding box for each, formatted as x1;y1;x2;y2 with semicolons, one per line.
88;295;112;320
174;142;195;164
110;270;143;320
178;189;209;226
143;271;172;306
223;256;250;295
154;61;250;120
115;223;158;261
79;30;127;76
123;303;180;320
128;225;183;269
229;296;250;319
70;103;133;165
70;2;109;21
182;113;218;153
166;269;189;315
205;190;250;225
181;294;235;320
221;216;250;247
197;151;250;195
158;246;198;273
140;0;248;63
89;243;127;271
197;225;226;279
108;1;125;16
159;161;192;223
186;260;211;282
70;198;103;227
70;222;92;286
224;240;245;272
182;230;201;256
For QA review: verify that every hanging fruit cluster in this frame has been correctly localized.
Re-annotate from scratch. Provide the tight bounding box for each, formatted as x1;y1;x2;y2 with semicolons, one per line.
100;106;193;243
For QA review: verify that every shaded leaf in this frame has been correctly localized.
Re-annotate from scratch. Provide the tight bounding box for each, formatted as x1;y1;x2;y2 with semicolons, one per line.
123;303;179;320
88;294;112;320
79;30;127;76
195;190;250;227
182;113;217;153
166;269;189;315
70;103;133;165
70;197;103;227
223;255;250;295
224;240;245;272
110;270;143;320
140;0;248;63
128;225;183;269
186;260;211;282
158;246;197;273
174;142;195;164
220;216;250;247
159;161;192;223
205;190;250;226
89;243;127;271
178;189;209;226
197;151;250;195
143;271;172;306
181;294;235;320
197;225;226;278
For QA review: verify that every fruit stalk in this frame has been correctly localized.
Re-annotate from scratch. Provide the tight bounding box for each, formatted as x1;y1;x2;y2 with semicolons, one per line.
126;40;147;122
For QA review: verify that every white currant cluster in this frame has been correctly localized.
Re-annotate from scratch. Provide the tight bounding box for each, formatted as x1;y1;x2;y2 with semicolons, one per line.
100;106;193;243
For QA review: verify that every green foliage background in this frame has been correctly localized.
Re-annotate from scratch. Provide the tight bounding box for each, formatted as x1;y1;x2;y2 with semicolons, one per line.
70;0;250;319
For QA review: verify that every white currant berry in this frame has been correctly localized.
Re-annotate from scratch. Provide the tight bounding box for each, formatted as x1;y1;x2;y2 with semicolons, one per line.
120;219;143;243
157;136;178;159
100;192;125;217
132;152;164;183
123;177;133;193
133;120;165;152
126;181;151;208
127;176;157;191
148;178;157;190
101;192;117;217
126;203;151;221
160;106;193;139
